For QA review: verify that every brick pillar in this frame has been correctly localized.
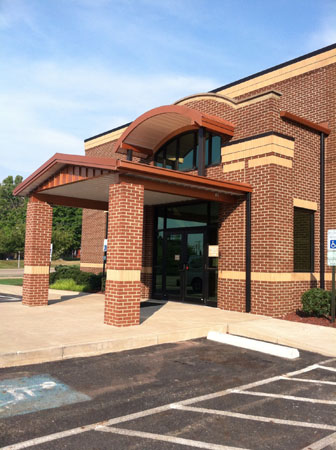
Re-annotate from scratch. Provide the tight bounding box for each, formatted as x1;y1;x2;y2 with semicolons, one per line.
218;198;246;312
141;206;154;299
22;197;53;306
104;182;144;326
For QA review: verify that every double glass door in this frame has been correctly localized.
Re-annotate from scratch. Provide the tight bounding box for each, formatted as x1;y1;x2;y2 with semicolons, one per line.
164;229;205;302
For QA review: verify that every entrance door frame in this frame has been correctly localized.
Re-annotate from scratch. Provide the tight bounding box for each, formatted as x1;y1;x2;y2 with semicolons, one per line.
162;226;208;303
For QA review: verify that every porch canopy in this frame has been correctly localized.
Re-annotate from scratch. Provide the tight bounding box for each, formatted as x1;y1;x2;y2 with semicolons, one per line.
14;153;252;207
114;104;236;158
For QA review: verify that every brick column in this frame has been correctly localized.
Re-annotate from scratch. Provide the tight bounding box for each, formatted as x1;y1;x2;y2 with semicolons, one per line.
217;198;246;312
22;197;53;306
104;182;144;326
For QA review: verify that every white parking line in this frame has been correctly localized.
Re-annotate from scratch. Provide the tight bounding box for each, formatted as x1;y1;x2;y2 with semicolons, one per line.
301;431;336;450
3;358;335;450
281;376;336;386
172;405;336;431
230;389;336;405
316;365;336;373
97;426;248;450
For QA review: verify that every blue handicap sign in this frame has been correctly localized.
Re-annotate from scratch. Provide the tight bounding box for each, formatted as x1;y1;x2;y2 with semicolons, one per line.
330;240;336;249
0;374;90;418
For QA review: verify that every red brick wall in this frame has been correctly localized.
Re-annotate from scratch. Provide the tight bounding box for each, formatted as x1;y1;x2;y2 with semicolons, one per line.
80;209;106;273
22;197;53;306
81;59;335;319
141;206;154;299
104;182;144;326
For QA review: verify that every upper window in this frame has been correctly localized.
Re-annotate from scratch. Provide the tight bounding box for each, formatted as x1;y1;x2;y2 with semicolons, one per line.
154;131;221;171
294;207;314;272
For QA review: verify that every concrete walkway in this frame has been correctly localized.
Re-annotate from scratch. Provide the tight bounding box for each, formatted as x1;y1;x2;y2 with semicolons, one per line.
1;285;335;368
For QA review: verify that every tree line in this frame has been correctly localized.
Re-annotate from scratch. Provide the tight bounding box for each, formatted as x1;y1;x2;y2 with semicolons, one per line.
0;175;82;260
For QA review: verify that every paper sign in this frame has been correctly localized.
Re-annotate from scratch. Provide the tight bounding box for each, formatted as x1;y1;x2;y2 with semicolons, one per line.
208;245;219;257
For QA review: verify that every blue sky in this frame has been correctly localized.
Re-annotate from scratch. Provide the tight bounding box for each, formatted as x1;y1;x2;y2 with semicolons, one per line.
0;0;335;182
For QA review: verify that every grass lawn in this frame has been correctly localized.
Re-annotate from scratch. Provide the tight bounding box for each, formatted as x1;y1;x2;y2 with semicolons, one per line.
0;260;23;269
0;277;85;291
0;278;23;286
0;259;80;269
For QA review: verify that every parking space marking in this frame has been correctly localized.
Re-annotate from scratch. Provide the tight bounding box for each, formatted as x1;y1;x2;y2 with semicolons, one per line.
316;365;336;373
230;389;336;405
171;404;336;431
301;431;336;450
97;425;248;450
281;376;336;385
3;358;336;450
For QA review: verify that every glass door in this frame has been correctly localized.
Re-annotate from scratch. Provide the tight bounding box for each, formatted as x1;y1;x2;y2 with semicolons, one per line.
163;229;205;302
165;232;183;298
184;231;205;302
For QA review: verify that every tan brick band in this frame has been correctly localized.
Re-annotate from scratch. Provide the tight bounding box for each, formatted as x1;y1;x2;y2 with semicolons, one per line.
141;267;153;274
222;135;294;164
176;91;280;109
223;161;245;173
219;271;331;282
84;128;126;150
106;269;141;282
248;155;292;169
218;47;336;97
293;198;318;211
24;265;50;275
80;263;104;269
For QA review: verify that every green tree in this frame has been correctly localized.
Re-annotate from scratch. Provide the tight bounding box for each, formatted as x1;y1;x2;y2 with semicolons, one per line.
52;206;82;259
0;176;27;258
0;175;82;259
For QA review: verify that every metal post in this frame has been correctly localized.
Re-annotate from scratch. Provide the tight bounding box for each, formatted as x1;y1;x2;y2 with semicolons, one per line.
127;149;133;161
18;251;20;269
332;266;335;323
246;192;251;313
102;211;109;278
197;127;205;176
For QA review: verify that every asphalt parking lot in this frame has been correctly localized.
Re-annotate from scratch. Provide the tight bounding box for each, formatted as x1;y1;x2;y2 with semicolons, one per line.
0;338;335;449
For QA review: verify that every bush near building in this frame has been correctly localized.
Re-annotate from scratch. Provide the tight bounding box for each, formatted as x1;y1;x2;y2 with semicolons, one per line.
50;265;105;292
301;288;331;317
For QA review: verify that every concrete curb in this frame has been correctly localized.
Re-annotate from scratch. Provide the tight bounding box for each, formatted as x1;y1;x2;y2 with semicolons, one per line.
207;331;300;359
0;324;228;368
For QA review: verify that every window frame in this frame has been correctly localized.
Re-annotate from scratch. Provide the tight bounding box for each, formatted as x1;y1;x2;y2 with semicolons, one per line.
154;130;222;172
293;207;314;273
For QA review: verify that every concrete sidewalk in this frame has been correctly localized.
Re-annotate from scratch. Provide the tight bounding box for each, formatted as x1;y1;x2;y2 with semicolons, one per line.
1;285;335;368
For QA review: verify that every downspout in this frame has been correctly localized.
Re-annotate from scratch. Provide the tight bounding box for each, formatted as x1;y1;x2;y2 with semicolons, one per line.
246;192;251;312
320;132;325;289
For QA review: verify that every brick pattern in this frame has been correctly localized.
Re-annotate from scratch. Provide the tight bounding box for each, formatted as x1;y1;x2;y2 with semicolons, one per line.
81;60;335;320
104;182;144;326
80;209;106;273
22;197;53;306
141;206;154;299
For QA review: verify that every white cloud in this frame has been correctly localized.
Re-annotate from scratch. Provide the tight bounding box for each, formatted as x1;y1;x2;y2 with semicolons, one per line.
308;3;336;49
0;56;218;181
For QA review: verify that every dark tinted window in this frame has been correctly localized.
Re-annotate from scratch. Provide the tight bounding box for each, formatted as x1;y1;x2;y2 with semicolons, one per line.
294;208;314;272
154;131;221;171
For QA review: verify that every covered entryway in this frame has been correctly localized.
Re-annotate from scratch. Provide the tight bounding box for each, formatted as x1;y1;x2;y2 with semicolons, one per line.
14;105;252;327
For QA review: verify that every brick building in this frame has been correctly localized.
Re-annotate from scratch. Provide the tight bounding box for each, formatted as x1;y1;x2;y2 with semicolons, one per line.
14;44;335;326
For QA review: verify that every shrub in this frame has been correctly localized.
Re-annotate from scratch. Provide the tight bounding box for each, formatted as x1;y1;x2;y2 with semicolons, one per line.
50;278;86;292
301;288;331;317
50;265;104;292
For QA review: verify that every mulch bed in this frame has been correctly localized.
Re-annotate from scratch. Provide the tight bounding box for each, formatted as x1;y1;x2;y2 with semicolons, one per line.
281;311;336;328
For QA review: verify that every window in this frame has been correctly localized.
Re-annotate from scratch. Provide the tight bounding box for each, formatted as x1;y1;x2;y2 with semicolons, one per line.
154;131;221;171
294;207;314;272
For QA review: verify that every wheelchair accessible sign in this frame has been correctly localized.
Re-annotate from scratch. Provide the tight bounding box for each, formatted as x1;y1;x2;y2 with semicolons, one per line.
328;230;336;266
